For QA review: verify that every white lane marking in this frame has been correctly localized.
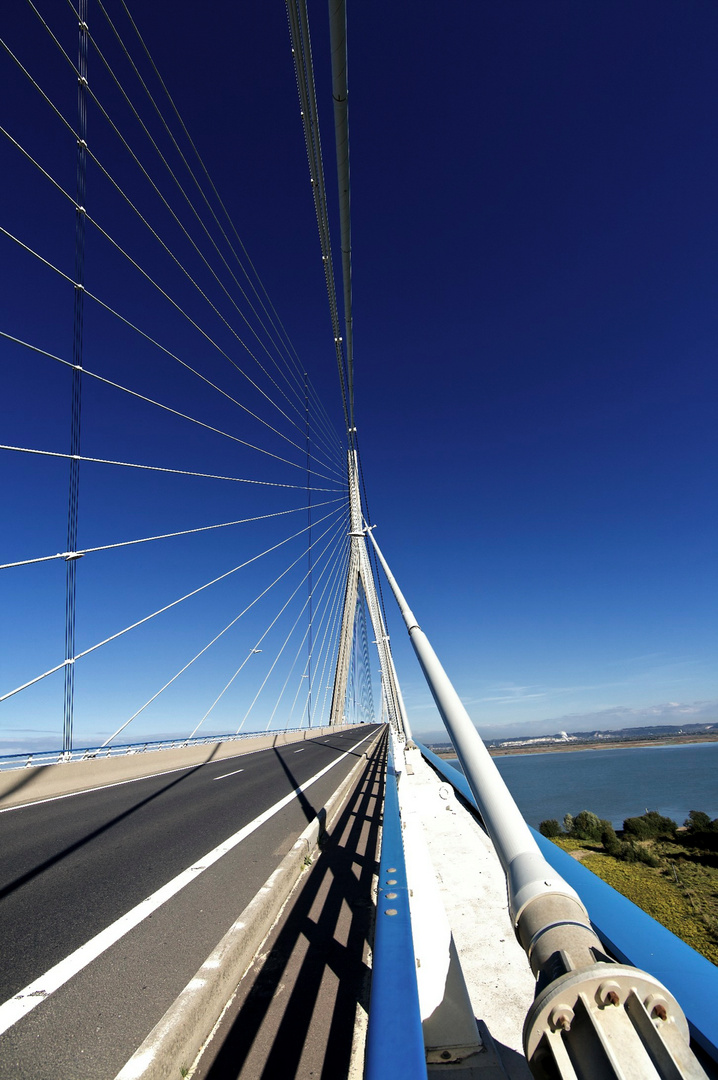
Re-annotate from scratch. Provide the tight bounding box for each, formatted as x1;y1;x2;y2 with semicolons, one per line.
0;750;258;815
293;748;304;753
213;768;244;780
0;730;374;1035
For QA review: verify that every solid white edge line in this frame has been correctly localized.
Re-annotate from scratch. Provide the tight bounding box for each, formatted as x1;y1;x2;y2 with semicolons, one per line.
0;730;373;1036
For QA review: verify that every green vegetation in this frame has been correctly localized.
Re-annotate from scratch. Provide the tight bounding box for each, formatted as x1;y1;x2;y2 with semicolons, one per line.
538;809;718;966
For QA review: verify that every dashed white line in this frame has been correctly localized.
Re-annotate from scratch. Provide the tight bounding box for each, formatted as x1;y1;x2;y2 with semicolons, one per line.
213;768;244;780
293;748;304;753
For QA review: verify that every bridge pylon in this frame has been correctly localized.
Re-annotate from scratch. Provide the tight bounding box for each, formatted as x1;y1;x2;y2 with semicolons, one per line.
329;451;411;742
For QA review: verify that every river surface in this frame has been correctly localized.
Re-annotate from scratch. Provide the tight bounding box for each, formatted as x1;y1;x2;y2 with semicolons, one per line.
443;741;718;829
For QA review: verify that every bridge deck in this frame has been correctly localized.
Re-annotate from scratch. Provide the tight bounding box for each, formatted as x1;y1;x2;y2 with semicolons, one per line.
0;727;381;1078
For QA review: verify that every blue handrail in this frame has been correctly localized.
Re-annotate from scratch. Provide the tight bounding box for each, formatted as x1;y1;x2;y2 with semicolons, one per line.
365;744;427;1080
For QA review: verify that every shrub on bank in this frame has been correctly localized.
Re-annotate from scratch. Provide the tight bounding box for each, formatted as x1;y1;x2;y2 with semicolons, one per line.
623;810;677;840
682;810;718;852
538;819;562;838
543;806;718;965
571;810;604;841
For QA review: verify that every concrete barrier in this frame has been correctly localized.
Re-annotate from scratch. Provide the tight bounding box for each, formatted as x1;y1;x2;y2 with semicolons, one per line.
0;725;363;811
115;729;384;1080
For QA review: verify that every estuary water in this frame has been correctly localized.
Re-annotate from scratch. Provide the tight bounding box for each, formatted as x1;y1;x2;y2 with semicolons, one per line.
444;741;718;830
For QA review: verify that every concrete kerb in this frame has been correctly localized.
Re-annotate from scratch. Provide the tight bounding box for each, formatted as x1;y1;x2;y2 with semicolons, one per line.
114;730;383;1080
0;725;360;811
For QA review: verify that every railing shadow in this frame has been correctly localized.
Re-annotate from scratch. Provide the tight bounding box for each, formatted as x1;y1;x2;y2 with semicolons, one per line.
0;744;221;902
203;731;387;1080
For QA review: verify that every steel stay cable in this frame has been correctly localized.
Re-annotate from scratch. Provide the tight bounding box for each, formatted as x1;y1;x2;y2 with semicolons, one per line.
188;512;348;738
2;8;349;717
0;220;327;467
282;536;349;728
300;543;352;727
24;0;78;74
81;99;314;439
194;511;348;737
64;0;88;755
91;288;342;471
356;430;391;634
0;219;343;476
110;0;344;454
360;587;375;721
0;500;341;571
237;519;348;733
84;214;344;474
286;0;350;441
103;510;346;745
0;36;78;141
77;27;327;444
0;328;343;482
87;2;334;443
317;547;352;724
0;123;78;206
327;0;355;433
2;15;343;462
0;444;341;491
0;504;345;705
239;518;347;733
287;0;354;451
87;6;303;397
270;526;349;729
61;0;338;454
72;103;341;461
273;543;348;731
307;542;351;726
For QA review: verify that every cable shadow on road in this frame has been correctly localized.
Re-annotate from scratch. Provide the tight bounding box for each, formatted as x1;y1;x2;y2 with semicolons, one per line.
272;746;318;825
201;732;387;1080
0;744;221;902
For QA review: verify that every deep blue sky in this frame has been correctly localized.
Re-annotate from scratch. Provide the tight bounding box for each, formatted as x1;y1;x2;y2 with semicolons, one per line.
1;1;717;748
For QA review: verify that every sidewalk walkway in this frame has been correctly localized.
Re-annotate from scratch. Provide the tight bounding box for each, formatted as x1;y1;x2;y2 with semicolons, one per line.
191;732;386;1080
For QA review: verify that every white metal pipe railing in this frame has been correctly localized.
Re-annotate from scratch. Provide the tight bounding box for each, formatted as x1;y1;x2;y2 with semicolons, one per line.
365;526;708;1079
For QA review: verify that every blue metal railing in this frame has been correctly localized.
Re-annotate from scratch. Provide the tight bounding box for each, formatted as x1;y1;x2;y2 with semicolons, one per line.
365;743;427;1080
417;741;718;1066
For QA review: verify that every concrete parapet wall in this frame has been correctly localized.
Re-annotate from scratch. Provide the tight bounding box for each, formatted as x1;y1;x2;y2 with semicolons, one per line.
0;725;360;811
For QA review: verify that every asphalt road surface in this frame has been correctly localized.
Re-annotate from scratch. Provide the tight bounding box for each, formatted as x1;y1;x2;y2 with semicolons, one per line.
0;724;382;1079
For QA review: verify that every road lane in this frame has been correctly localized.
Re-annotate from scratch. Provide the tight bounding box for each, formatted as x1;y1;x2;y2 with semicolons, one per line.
0;725;382;1078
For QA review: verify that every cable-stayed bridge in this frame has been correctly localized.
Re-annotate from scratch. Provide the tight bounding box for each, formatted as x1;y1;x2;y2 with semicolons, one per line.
1;3;717;1079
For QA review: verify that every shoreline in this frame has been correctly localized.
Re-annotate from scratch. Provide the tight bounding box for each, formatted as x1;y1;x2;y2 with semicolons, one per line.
430;732;718;759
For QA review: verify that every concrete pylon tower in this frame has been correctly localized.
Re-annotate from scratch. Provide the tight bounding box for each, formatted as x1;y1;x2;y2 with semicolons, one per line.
329;451;412;742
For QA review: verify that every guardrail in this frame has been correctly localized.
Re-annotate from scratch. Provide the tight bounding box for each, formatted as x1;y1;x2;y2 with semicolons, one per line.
0;728;307;772
365;742;427;1080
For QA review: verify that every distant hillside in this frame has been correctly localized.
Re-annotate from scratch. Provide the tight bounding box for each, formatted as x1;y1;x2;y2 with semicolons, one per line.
426;721;718;756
